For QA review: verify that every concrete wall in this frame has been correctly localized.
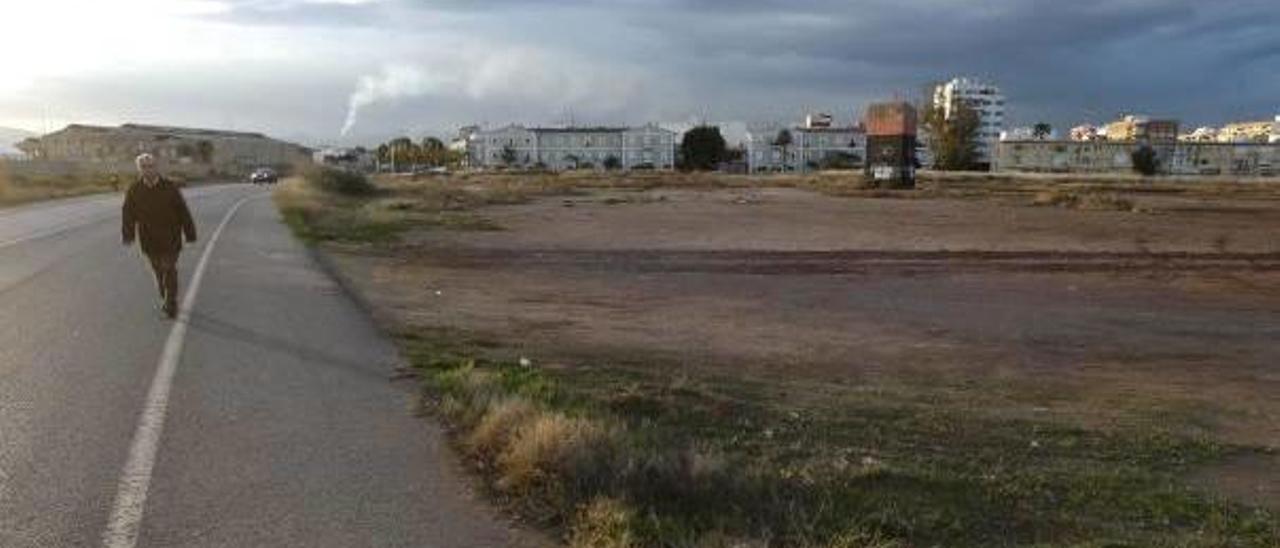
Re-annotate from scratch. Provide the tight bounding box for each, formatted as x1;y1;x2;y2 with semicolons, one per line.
995;140;1279;176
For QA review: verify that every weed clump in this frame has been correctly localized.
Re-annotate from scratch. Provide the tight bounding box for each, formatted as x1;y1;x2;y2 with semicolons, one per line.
304;167;377;196
1033;189;1135;211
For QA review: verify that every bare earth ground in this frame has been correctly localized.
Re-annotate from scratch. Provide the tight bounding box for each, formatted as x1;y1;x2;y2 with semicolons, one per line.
327;185;1280;513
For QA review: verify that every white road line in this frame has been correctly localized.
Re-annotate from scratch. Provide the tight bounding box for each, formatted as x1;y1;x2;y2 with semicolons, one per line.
101;194;256;548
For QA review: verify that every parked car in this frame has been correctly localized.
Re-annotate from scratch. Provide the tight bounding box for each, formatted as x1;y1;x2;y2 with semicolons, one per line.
249;168;278;185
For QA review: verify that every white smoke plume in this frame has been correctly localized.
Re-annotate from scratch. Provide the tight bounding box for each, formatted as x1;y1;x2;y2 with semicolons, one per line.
340;65;448;136
338;49;656;137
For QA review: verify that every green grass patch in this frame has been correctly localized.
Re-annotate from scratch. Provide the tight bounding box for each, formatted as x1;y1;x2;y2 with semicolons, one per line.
277;202;411;243
396;328;1279;547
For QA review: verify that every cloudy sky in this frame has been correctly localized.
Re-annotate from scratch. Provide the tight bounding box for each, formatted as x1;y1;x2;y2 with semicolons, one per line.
0;0;1276;146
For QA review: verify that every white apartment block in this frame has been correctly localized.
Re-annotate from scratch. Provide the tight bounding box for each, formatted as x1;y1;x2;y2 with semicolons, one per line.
466;124;676;171
932;77;1005;166
745;120;866;173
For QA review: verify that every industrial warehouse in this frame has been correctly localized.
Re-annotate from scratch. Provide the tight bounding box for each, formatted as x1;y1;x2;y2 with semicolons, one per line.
14;123;312;178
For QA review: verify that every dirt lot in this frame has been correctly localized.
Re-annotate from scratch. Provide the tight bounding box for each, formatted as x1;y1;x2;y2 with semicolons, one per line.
296;175;1280;544
340;187;1278;430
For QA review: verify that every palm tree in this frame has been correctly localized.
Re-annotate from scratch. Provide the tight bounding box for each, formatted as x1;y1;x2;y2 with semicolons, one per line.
422;137;446;166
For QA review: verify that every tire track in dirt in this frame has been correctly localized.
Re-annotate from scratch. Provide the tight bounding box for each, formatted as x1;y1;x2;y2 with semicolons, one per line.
403;248;1280;275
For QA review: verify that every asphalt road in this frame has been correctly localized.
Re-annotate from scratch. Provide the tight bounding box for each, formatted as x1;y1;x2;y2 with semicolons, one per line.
0;184;529;547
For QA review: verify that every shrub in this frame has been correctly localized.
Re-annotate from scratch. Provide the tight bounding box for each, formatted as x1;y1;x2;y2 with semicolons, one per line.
1033;189;1134;211
1077;192;1135;211
496;412;615;494
304;167;376;196
1131;146;1159;176
465;399;539;459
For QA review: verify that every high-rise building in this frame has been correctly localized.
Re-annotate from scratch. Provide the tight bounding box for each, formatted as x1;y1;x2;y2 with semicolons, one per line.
931;77;1004;168
1105;115;1179;143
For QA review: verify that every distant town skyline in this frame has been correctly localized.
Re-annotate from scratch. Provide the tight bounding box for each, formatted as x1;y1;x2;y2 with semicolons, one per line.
1;0;1277;147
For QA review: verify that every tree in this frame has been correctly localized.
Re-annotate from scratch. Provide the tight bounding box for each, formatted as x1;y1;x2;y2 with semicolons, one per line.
1131;145;1159;176
444;149;465;169
603;155;622;171
773;129;794;171
375;144;391;170
500;145;518;167
679;125;728;171
385;137;415;172
421;137;447;167
725;146;745;162
1033;123;1052;140
196;140;214;163
923;101;981;170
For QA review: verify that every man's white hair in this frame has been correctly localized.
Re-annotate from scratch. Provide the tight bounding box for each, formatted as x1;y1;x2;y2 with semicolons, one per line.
135;153;156;168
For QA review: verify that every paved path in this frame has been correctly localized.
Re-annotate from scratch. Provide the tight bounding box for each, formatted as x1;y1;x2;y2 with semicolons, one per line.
0;185;531;547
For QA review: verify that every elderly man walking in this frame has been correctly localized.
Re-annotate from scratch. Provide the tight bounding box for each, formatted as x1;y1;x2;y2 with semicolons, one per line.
122;153;197;319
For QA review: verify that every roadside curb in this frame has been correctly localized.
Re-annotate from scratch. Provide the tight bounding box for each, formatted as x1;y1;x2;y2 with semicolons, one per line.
303;243;386;328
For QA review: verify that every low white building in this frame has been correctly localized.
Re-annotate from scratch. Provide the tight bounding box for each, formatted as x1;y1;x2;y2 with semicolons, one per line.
465;124;676;171
1180;127;1219;142
1069;124;1103;142
745;118;865;173
313;147;376;172
1001;126;1057;141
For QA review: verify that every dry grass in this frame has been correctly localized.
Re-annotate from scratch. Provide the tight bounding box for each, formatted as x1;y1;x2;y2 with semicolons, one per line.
0;161;120;206
496;412;615;494
465;398;540;459
1032;189;1137;211
568;497;641;548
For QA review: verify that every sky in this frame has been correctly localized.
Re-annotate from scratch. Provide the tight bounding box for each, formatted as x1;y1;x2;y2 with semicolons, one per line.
0;0;1276;147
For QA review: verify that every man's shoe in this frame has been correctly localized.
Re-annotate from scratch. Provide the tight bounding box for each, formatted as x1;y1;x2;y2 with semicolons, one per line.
163;300;178;319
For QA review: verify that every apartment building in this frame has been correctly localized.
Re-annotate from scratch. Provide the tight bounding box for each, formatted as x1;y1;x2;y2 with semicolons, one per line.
931;77;1004;167
1104;115;1179;143
1069;124;1103;142
1218;120;1275;143
744;115;865;173
1180;127;1219;142
465;124;676;171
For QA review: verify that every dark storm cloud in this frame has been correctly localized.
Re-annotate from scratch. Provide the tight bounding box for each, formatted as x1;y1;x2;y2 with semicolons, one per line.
358;0;1278;131
12;0;1272;144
